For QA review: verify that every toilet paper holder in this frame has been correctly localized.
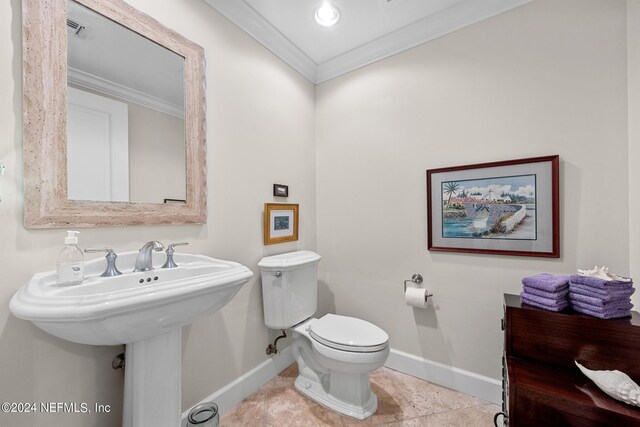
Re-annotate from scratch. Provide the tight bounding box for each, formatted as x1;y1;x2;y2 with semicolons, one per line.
404;273;433;299
404;273;424;292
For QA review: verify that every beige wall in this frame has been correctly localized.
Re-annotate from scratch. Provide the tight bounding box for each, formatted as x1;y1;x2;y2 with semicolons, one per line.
316;0;629;379
0;0;315;426
629;0;640;308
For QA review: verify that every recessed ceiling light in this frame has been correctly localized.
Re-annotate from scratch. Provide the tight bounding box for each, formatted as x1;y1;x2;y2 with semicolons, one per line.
314;3;340;27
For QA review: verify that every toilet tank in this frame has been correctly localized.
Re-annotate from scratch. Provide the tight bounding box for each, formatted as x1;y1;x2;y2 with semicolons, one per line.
258;251;321;330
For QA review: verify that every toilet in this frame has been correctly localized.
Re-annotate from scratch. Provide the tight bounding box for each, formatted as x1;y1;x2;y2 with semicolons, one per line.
258;251;389;420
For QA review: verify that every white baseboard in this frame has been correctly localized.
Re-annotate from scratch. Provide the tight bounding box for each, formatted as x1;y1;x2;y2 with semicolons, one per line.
181;346;501;425
180;345;295;426
384;348;502;405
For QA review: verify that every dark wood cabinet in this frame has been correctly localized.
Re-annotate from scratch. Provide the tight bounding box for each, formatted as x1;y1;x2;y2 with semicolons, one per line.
502;293;640;426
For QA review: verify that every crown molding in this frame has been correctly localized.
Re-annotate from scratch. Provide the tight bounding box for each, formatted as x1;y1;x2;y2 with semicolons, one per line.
68;67;185;118
316;0;533;83
203;0;532;84
202;0;317;82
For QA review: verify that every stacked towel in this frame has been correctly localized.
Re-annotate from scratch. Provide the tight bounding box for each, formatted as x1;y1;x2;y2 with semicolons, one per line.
568;275;635;319
520;273;571;312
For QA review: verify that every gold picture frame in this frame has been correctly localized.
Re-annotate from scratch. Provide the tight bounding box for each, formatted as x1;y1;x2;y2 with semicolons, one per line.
264;203;299;245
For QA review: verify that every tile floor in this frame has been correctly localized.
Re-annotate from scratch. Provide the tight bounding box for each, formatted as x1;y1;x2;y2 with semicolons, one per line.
221;364;501;426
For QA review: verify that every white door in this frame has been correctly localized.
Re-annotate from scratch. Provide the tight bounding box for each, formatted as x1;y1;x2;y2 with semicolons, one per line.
67;86;129;202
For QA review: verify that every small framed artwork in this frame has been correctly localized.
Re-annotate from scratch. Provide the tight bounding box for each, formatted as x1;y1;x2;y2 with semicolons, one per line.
264;203;299;245
273;184;289;197
427;155;559;258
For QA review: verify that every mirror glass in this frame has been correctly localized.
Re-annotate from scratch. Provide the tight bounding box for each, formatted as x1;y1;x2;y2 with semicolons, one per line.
66;0;186;204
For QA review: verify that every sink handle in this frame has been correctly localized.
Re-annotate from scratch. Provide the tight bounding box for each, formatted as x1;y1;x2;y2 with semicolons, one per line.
84;248;122;277
162;242;189;269
167;242;189;251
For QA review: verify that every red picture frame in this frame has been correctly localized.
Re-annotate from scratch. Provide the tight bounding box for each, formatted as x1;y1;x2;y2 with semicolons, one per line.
427;155;559;258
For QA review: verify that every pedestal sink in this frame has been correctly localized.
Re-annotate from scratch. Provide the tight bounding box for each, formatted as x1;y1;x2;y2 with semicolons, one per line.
10;251;253;427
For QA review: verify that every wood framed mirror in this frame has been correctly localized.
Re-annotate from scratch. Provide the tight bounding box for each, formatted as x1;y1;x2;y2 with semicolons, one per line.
23;0;206;228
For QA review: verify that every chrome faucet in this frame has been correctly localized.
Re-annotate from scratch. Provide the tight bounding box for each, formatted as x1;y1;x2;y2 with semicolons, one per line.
133;241;165;272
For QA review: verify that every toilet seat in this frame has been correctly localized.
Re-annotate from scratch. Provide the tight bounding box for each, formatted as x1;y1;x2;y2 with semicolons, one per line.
309;314;388;353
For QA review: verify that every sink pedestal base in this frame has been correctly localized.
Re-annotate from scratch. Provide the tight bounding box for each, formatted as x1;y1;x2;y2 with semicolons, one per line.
123;329;181;427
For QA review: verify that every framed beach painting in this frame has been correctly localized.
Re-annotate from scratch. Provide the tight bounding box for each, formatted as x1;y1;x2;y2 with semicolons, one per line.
426;155;559;258
264;203;299;245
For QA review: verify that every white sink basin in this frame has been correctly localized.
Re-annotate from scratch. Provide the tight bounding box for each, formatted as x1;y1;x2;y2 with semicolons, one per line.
11;250;253;427
10;251;254;345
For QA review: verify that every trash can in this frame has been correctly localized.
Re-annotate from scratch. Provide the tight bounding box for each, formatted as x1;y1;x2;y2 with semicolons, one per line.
187;402;219;427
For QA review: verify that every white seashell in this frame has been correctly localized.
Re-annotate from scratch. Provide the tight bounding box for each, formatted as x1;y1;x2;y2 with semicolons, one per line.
578;266;611;280
575;361;640;406
608;272;633;283
577;266;632;282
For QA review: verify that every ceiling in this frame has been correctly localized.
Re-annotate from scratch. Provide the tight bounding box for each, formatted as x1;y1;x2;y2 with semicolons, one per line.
203;0;532;84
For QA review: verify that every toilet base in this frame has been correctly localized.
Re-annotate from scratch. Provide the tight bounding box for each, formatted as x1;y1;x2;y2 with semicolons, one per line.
291;317;388;420
294;374;378;420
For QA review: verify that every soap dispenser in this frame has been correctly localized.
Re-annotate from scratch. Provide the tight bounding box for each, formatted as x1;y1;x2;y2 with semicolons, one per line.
57;231;85;286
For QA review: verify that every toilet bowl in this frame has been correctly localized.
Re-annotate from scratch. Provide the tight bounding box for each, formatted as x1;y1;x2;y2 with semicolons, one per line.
291;314;389;419
258;251;390;420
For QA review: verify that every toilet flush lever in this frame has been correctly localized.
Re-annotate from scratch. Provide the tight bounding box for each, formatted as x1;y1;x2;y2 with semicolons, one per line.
274;271;282;277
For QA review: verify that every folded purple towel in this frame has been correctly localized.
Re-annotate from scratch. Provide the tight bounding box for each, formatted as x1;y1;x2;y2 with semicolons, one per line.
521;294;569;312
568;292;631;307
521;291;568;307
523;285;569;301
572;304;632;319
569;275;633;290
522;274;570;292
570;299;633;313
569;283;635;299
521;297;569;312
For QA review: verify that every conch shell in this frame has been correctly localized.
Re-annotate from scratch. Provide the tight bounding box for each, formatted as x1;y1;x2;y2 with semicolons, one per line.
575;361;640;406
